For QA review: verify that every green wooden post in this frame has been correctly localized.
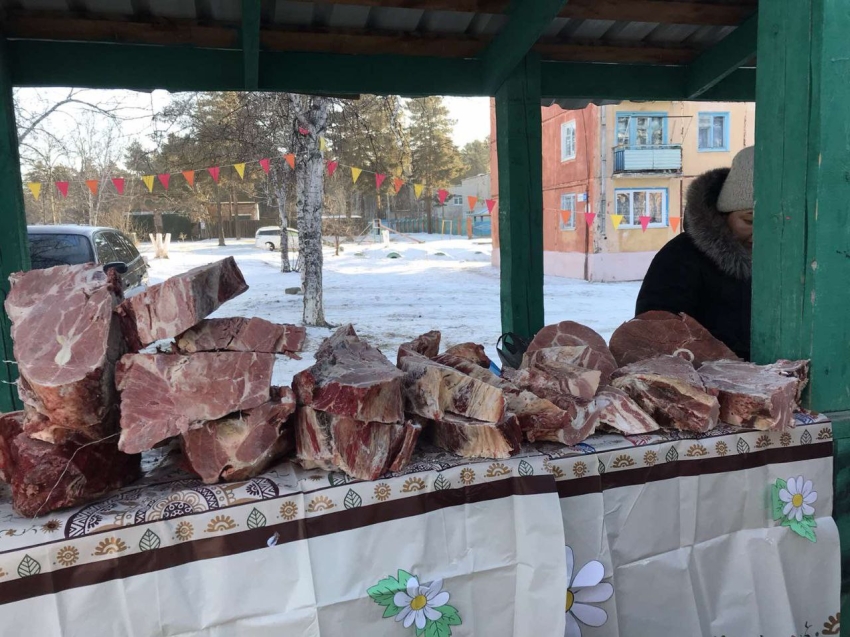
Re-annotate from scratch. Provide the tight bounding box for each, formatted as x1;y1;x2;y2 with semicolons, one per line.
752;0;850;621
495;53;544;339
0;38;29;412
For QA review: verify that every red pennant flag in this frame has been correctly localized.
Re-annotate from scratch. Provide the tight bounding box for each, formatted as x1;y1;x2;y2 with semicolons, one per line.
56;181;69;198
85;180;99;195
284;154;295;170
158;173;171;190
486;199;496;213
259;158;271;174
393;177;404;194
670;217;681;232
183;170;195;187
298;127;309;135
375;174;387;190
208;166;220;183
327;160;338;177
467;196;478;211
112;177;125;195
560;210;572;225
437;189;449;205
639;215;651;231
584;212;596;226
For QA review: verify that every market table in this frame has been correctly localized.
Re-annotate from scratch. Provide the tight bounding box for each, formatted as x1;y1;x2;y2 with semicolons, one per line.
0;413;839;636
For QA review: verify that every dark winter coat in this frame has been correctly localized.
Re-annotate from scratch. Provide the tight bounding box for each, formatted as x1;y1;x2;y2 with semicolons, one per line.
636;168;752;360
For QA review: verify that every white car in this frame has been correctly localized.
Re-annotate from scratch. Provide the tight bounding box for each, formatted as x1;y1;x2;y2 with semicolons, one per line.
255;226;298;251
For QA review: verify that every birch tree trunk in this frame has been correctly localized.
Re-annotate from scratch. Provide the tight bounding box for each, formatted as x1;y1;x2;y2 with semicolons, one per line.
292;94;329;326
215;181;226;246
271;165;291;272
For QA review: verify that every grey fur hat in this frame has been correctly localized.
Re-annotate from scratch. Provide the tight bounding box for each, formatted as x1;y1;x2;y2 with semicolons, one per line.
717;146;754;213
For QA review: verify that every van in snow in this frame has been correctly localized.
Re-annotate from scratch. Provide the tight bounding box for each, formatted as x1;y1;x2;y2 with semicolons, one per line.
255;226;298;251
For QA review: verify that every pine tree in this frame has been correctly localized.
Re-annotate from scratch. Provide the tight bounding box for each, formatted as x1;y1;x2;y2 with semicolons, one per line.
460;137;490;179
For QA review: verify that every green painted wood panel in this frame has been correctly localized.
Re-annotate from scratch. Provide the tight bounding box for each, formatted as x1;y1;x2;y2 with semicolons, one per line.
0;39;29;412
241;0;261;90
685;13;757;99
495;54;544;339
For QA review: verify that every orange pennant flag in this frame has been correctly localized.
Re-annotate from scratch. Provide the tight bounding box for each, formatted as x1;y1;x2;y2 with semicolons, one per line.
414;184;424;199
284;154;295;170
670;217;681;232
393;178;404;194
183;170;195;187
467;196;478;211
233;163;246;179
560;210;572;225
142;175;155;192
86;179;99;195
27;182;41;201
610;214;624;230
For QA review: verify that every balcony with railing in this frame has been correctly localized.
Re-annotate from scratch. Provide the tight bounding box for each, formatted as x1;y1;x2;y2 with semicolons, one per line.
613;144;682;175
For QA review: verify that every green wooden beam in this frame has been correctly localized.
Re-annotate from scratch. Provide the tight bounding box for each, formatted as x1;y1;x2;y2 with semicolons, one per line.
241;0;261;90
0;38;29;413
495;53;544;339
685;13;758;99
479;0;568;93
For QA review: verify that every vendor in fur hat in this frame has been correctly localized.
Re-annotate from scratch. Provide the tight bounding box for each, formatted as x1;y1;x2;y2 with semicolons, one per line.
636;146;754;360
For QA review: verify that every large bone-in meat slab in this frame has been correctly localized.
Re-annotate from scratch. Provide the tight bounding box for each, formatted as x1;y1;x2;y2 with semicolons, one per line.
611;355;720;433
609;311;739;367
582;387;660;435
4;264;124;443
116;352;274;454
698;360;807;430
182;388;297;484
504;362;601;403
117;257;248;350
426;412;522;459
526;322;617;382
175;317;306;356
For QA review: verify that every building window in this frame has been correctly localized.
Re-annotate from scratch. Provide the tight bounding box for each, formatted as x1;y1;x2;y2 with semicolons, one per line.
451;195;462;205
616;112;667;147
561;120;576;161
559;193;576;231
698;112;729;151
615;189;667;227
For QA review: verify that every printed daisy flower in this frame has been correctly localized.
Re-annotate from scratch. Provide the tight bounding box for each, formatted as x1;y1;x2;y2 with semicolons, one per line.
779;476;817;522
564;546;613;637
393;576;450;630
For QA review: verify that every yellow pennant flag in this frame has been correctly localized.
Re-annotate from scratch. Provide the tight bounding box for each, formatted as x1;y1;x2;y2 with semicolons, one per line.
319;137;328;152
351;167;362;184
414;184;424;199
142;175;155;192
233;163;246;179
27;182;42;201
611;214;625;230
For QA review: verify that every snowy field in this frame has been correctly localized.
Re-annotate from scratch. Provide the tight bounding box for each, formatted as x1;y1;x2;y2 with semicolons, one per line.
140;236;640;385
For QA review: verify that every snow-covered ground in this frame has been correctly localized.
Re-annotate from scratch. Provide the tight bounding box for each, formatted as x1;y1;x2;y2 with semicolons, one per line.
140;235;640;385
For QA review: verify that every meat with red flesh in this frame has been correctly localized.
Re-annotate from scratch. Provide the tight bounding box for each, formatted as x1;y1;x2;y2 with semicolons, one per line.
182;389;297;484
582;386;660;435
398;353;506;423
293;328;404;424
441;343;491;368
9;433;140;517
116;352;275;454
526;322;618;383
389;421;423;472
4;264;124;443
424;412;522;459
315;324;358;359
611;355;720;433
0;412;23;483
698;360;804;431
504;363;600;403
117;257;248;350
175;317;306;357
609;311;739;368
397;330;441;365
294;405;334;471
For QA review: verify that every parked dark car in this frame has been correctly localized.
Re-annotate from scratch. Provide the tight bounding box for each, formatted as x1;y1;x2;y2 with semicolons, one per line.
27;225;148;293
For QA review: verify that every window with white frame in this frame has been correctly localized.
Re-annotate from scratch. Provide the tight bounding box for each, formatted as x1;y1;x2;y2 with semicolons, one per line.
559;193;576;230
615;189;667;227
560;120;576;161
698;112;729;151
451;195;462;205
616;113;666;147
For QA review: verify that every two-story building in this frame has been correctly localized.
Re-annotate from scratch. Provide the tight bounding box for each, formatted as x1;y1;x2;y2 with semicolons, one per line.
489;101;756;282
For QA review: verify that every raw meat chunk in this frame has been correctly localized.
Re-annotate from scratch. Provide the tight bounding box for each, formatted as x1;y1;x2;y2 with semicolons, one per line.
442;343;491;368
175;317;306;356
582;387;660;435
527;322;617;382
0;411;23;483
504;363;601;403
427;412;522;459
398;330;441;364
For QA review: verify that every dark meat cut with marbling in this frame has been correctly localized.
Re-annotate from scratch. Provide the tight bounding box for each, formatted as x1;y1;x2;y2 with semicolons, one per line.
0;411;23;483
175;317;306;357
425;412;522;459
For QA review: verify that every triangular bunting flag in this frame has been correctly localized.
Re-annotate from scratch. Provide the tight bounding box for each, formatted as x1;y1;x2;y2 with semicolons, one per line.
259;158;271;174
158;173;171;190
112;177;125;194
393;177;404;194
351;167;362;184
284;154;295;170
437;189;449;205
375;174;387;190
560;210;572;225
467;196;478;211
142;175;155;192
56;182;69;198
327;161;338;177
298;127;309;135
182;170;195;187
319;137;328;152
27;182;41;201
208;166;220;183
233;163;246;179
584;212;596;226
670;217;681;232
414;184;424;199
611;214;624;230
486;199;496;213
639;215;651;231
85;180;99;195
